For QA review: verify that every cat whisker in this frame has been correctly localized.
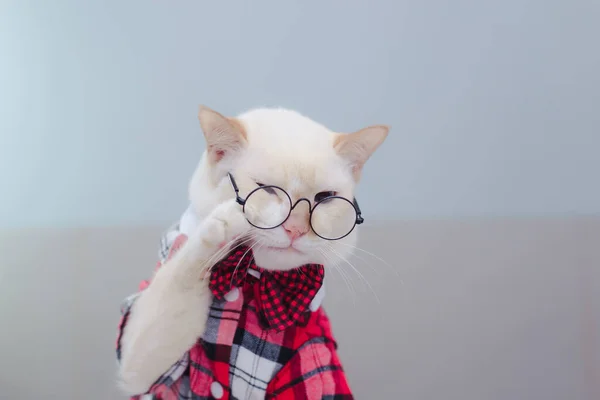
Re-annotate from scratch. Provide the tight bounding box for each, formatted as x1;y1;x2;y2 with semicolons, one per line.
202;238;246;273
202;234;258;280
344;250;379;275
335;241;401;278
318;247;356;305
253;239;267;254
230;238;264;288
325;243;381;305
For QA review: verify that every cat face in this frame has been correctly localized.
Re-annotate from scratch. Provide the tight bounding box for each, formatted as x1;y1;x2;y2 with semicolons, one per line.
189;107;388;271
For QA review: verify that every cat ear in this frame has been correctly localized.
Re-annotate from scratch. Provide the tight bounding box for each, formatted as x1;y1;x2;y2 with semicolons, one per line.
334;125;389;180
198;105;247;164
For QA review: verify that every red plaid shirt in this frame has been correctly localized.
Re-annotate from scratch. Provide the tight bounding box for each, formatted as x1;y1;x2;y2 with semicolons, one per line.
116;213;353;399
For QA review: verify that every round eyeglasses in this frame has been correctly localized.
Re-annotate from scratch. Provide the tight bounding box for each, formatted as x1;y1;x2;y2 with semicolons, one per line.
228;173;364;240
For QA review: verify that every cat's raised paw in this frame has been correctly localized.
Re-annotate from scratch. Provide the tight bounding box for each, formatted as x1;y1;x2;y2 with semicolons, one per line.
192;199;249;252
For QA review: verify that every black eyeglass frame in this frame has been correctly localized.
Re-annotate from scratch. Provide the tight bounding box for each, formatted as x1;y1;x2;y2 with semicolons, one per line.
227;173;364;240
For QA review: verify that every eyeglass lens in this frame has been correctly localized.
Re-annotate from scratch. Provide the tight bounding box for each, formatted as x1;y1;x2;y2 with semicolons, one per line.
242;186;357;240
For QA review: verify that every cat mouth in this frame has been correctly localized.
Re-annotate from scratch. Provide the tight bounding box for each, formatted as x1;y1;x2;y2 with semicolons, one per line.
267;246;302;254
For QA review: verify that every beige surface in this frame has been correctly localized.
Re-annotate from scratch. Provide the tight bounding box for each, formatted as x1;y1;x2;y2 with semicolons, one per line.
1;219;599;399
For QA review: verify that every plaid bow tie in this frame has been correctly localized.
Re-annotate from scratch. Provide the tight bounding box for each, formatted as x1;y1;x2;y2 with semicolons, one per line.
209;246;325;331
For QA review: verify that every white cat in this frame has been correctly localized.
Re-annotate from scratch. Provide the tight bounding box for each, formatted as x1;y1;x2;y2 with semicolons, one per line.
117;106;388;397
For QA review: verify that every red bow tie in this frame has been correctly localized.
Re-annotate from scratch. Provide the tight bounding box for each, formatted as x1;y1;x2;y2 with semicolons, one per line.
209;246;325;331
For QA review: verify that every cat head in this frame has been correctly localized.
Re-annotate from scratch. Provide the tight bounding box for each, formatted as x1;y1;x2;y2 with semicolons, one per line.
189;106;388;271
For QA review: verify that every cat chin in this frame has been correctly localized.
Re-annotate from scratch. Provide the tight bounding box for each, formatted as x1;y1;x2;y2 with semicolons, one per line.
252;246;318;271
251;231;358;271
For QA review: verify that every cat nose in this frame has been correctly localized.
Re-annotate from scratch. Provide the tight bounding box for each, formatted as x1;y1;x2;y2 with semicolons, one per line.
282;217;309;241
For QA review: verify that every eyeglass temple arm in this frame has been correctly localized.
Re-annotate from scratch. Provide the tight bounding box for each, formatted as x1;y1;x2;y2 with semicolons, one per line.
228;173;246;205
353;198;364;224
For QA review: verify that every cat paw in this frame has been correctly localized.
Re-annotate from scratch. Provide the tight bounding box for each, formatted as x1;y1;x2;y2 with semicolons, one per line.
190;199;250;252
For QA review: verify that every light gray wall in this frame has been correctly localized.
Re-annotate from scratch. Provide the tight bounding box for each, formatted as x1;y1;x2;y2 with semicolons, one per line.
2;0;600;228
1;221;599;399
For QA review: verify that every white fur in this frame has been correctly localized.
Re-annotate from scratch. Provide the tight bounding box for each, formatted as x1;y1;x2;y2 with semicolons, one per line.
118;200;249;394
118;107;388;395
190;108;375;270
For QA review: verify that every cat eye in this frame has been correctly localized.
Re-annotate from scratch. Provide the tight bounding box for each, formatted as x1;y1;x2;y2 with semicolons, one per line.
228;173;364;240
256;182;277;195
314;191;337;203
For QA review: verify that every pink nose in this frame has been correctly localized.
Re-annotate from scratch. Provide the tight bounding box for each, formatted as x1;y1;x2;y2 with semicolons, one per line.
283;222;309;241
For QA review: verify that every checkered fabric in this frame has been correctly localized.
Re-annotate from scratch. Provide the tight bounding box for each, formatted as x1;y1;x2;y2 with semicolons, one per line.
209;246;325;331
116;216;353;400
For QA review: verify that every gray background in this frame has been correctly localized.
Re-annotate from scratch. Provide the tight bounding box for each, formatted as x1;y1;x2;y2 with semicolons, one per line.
1;1;599;399
1;222;599;399
2;0;600;228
